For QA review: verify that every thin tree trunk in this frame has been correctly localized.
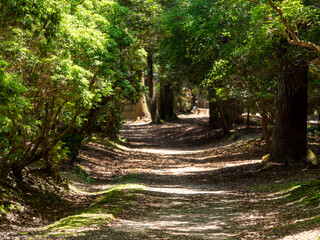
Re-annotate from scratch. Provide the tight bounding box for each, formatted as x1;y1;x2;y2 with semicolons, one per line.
12;113;78;179
246;108;250;129
269;58;308;164
146;50;160;124
208;90;219;129
318;110;320;129
262;107;271;151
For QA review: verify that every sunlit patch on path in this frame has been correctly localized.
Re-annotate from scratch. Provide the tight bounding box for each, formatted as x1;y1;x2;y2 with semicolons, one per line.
146;186;230;195
10;114;320;239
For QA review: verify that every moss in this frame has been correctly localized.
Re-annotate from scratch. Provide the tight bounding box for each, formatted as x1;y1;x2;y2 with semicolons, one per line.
71;165;93;183
272;215;320;236
34;183;145;238
250;179;320;201
112;173;141;184
251;181;297;193
283;179;320;206
38;212;114;237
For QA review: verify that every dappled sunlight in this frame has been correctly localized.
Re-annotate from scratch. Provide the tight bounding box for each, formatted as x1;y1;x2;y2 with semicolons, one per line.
42;213;114;235
117;144;208;155
146;186;230;195
11;115;320;240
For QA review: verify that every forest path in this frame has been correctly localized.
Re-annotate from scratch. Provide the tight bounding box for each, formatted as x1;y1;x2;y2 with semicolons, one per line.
101;114;268;239
9;114;320;239
99;114;319;240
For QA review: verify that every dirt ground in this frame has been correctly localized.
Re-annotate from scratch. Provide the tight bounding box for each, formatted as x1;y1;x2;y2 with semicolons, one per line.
2;113;320;239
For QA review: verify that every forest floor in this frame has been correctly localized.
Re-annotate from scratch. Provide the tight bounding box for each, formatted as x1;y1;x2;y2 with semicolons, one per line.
1;113;320;239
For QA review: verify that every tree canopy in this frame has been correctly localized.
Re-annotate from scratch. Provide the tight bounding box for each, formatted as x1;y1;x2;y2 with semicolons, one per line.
1;0;320;182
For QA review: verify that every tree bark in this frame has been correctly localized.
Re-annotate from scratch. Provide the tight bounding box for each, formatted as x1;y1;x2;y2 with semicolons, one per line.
262;107;271;151
208;90;220;129
246;108;250;129
269;58;308;164
219;101;230;135
135;74;150;120
0;158;9;183
159;78;176;121
146;50;160;124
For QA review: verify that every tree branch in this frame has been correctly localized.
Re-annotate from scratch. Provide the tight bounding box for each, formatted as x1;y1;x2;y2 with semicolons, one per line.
268;0;320;56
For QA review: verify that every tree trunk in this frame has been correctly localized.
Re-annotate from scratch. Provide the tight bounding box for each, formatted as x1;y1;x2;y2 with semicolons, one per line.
136;74;150;120
318;109;320;130
246;108;250;129
159;78;176;121
269;58;308;164
146;50;160;124
262;107;271;151
208;90;220;129
0;158;9;182
219;101;231;135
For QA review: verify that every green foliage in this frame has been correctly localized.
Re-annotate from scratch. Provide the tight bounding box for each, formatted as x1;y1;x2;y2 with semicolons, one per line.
1;0;320;182
0;0;145;181
0;201;22;215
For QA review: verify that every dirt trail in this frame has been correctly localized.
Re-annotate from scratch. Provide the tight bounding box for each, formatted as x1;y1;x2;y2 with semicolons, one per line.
6;114;320;239
107;114;319;240
99;115;265;239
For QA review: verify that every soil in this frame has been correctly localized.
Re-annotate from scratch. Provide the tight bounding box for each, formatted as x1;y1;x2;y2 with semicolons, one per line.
1;113;320;239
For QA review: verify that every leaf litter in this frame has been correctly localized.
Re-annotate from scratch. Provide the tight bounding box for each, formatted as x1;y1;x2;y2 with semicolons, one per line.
2;113;320;239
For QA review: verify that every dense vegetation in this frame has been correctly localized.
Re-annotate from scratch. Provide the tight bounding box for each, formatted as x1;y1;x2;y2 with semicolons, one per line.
0;0;320;183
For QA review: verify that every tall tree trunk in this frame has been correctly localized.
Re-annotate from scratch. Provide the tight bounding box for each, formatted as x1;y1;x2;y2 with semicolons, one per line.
208;90;220;129
318;109;320;129
146;50;160;124
246;108;250;129
219;101;230;135
159;78;176;121
269;58;308;164
262;107;271;151
136;74;150;120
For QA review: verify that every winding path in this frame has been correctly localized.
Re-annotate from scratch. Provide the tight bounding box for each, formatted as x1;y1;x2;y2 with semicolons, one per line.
8;114;320;240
